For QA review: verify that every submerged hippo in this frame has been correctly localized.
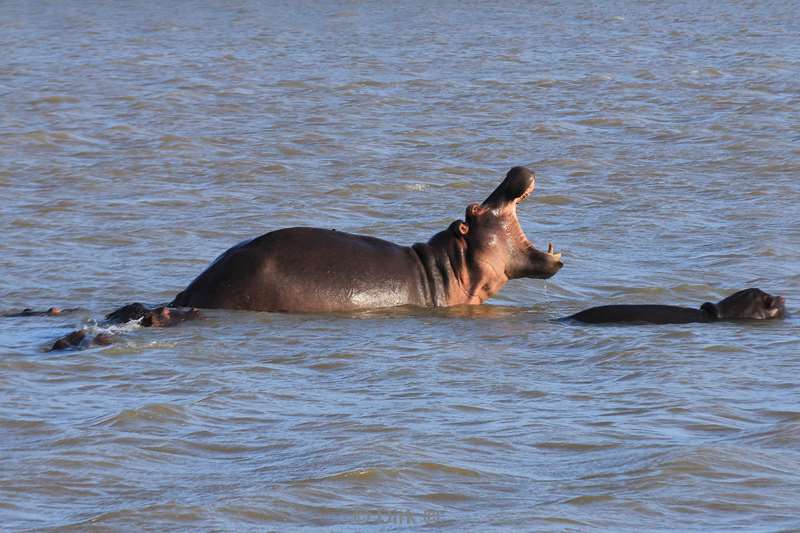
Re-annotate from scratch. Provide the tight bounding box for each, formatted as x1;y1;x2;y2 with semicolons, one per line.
49;304;200;351
566;288;786;324
2;307;73;317
170;167;563;312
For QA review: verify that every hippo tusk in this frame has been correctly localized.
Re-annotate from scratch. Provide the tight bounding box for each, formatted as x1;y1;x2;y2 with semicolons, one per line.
547;242;562;261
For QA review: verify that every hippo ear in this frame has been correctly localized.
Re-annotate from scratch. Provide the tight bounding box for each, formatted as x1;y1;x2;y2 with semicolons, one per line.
449;220;469;237
700;302;720;319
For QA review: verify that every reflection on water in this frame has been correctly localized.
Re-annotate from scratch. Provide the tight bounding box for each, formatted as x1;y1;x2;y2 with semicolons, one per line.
1;1;799;530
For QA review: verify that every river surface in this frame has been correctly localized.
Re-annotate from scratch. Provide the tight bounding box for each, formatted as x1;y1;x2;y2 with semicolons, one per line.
1;1;799;531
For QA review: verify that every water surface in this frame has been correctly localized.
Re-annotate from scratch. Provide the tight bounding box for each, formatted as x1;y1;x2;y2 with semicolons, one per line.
1;1;799;530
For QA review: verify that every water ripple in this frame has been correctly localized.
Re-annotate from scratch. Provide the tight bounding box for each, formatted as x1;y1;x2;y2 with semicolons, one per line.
1;1;799;531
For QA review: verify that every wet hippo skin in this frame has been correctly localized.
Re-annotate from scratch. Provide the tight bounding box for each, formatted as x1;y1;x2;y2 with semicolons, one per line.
49;304;200;351
566;288;786;324
171;167;563;312
2;307;79;317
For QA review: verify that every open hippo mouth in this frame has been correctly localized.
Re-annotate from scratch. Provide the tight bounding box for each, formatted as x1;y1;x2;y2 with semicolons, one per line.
480;166;562;279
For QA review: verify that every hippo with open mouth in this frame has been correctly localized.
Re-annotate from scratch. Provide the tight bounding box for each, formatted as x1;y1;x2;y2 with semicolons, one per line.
171;166;563;312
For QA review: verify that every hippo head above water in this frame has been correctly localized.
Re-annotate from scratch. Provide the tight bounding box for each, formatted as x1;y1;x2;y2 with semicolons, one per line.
170;166;563;312
471;166;562;280
701;288;786;320
427;167;563;304
567;287;787;325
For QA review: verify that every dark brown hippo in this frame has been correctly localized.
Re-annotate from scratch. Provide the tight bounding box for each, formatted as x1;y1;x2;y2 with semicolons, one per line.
49;304;200;351
2;307;75;317
170;167;563;312
105;303;200;327
50;330;114;351
566;288;786;324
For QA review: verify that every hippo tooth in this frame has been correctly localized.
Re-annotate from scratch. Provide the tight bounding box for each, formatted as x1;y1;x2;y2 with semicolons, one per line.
546;242;561;260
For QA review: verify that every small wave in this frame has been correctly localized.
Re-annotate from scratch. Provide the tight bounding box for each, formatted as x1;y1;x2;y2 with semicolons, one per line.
29;95;80;105
497;54;524;64
158;134;196;149
576;117;626;128
634;69;657;80
449;403;493;413
402;183;431;192
529;78;560;88
414;462;482;477
414;492;473;502
32;199;80;213
66;504;208;529
657;445;796;480
350;423;403;433
312;468;398;483
519;389;547;398
277;144;313;156
20;130;104;147
8;218;39;228
295;461;483;486
309;361;350;371
275;79;314;89
565;494;615;505
216;505;290;523
597;285;670;299
701;344;746;354
338;80;392;90
740;421;800;448
758;410;800;422
537;194;573;205
86;320;143;335
181;440;268;455
94;403;188;429
683;422;740;433
0;417;53;434
534;441;619;452
463;437;516;451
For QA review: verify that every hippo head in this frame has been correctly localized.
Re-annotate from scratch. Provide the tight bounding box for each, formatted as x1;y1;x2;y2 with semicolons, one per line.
451;167;562;294
701;288;786;320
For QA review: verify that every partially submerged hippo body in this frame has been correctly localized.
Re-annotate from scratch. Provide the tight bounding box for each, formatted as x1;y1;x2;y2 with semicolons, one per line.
566;288;786;324
49;304;200;351
171;167;563;312
2;307;73;317
38;167;561;350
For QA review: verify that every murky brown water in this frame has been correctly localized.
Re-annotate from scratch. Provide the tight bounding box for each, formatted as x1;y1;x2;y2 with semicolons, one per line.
2;1;799;530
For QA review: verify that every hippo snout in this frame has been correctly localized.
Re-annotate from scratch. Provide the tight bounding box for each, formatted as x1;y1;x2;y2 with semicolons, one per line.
539;242;564;277
514;242;563;279
540;255;564;278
